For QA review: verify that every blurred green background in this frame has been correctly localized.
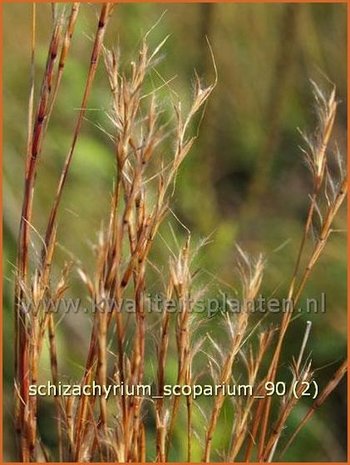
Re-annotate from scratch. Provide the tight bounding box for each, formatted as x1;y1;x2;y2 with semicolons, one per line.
3;3;347;461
